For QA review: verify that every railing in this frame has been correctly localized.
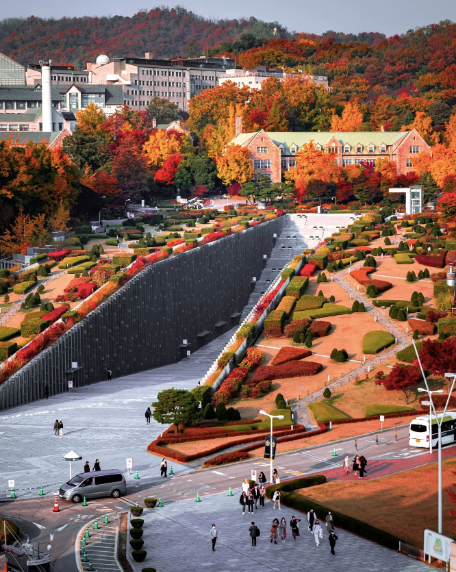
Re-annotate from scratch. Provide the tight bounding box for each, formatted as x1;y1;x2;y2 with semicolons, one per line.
0;258;26;269
398;541;425;561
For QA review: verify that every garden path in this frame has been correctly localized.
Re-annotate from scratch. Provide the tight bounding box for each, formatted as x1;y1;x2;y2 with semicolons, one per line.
292;260;410;428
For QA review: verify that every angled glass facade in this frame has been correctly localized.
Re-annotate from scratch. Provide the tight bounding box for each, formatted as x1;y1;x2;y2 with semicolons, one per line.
0;53;25;86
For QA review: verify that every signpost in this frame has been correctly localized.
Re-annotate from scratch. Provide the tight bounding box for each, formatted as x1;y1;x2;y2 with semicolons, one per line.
251;470;257;482
68;380;73;391
126;458;133;475
380;415;385;429
424;529;451;564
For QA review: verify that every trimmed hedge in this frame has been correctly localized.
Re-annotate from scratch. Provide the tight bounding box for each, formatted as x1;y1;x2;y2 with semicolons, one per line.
112;254;137;267
362;331;395;354
58;256;90;269
396;342;423;363
0;327;20;342
264;310;286;338
434;281;452;296
276;296;296;317
373;299;421;311
0;341;18;361
21;317;49;337
252;361;322;382
394;253;413;264
293;304;351;320
295;295;326;312
68;262;97;274
12;281;35;295
364;404;415;416
309;402;350;422
415;254;445;268
284;319;311;338
286;276;309;299
408;319;435;336
308;254;328;270
437;318;456;336
300;263;318;277
271;347;312;366
309;320;331;337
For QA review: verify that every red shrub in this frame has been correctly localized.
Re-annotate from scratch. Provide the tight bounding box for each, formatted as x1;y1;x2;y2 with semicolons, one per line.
167;239;185;247
300;263;318;277
252;361;323;382
309;320;331;337
77;282;97;299
415;255;446;268
64;277;91;293
201;232;225;245
408;319;436;336
370;279;393;293
226;367;249;382
284;319;311;338
354;246;372;252
41;304;70;324
239;347;264;370
271;347;312;366
48;249;72;261
425;310;446;323
351;267;376;284
203;451;251;466
446;251;456;265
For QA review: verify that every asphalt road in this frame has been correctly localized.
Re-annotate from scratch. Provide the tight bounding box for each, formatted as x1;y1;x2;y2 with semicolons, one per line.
2;425;455;572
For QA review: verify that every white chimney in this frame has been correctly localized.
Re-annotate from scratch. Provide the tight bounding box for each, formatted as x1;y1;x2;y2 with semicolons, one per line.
40;60;53;132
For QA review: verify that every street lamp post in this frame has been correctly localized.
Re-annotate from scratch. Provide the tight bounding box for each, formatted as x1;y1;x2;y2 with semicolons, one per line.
125;199;131;218
446;263;456;314
417;388;444;455
259;410;284;483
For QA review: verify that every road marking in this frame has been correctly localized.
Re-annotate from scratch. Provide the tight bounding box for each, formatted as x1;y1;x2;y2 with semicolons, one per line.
55;524;68;532
32;522;46;530
211;471;226;476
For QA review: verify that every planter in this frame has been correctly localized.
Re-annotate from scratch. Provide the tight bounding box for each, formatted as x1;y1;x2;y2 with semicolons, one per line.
130;518;144;529
130;506;144;517
129;528;143;539
129;538;144;550
144;498;157;509
132;550;147;562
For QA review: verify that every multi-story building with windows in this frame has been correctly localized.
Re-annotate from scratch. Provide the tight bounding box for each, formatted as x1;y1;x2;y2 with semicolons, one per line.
26;63;90;86
230;126;431;183
219;66;329;91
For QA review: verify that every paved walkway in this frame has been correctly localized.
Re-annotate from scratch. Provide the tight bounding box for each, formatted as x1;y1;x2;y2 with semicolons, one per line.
126;491;429;572
293;260;410;428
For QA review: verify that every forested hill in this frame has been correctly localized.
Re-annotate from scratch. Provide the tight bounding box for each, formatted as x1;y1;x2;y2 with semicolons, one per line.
0;6;385;69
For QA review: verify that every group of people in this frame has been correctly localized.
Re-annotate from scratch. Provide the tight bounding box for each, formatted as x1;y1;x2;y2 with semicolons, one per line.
53;419;64;438
239;480;267;513
343;454;368;478
83;459;101;472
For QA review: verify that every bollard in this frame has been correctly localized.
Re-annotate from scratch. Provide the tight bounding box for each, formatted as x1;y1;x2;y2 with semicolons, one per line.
134;470;140;480
332;448;337;457
376;435;379;445
11;488;16;499
395;431;397;441
104;514;109;525
228;487;233;497
355;439;358;451
93;519;99;530
158;498;163;507
39;486;44;497
169;465;174;476
196;491;201;503
82;496;87;507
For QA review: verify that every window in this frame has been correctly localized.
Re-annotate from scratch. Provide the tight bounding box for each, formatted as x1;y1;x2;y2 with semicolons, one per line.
356;146;362;153
9;124;19;131
69;93;78;112
16;101;26;110
406;158;413;167
0;124;7;131
19;124;29;131
342;159;352;166
290;146;297;154
81;93;105;108
94;474;122;485
380;146;386;153
410;145;420;154
368;145;374;153
344;145;350;153
257;147;267;153
39;123;42;131
253;159;271;169
58;123;63;131
5;101;14;110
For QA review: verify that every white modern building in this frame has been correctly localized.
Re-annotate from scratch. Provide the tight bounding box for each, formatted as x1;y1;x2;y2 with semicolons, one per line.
219;66;329;91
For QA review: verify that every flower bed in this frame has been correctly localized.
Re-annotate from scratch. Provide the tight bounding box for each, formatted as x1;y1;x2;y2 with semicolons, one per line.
252;361;323;382
58;256;90;269
64;277;91;292
408;319;435;336
271;347;312;366
276;296;295;317
238;347;263;370
77;282;97;299
112;254;137;267
47;249;72;262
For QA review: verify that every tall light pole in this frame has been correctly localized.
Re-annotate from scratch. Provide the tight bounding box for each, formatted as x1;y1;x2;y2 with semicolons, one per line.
418;388;443;454
125;199;131;218
259;410;284;483
447;263;456;314
413;339;456;534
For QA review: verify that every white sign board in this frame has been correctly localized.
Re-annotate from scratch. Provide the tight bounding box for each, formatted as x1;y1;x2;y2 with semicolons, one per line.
422;400;431;406
8;480;14;488
424;529;451;562
380;415;385;422
71;362;78;369
251;470;257;482
68;380;73;389
126;458;133;469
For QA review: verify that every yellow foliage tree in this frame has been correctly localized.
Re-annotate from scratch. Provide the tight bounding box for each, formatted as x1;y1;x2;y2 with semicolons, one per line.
76;102;111;139
205;103;242;160
0;210;50;255
401;112;436;144
216;144;254;186
49;201;71;232
143;129;183;168
330;101;364;132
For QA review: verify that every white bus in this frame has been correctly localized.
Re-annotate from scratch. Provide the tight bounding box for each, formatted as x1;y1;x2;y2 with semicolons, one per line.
409;413;456;448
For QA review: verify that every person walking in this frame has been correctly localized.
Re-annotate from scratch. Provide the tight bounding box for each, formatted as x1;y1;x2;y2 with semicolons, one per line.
210;524;218;551
307;509;315;532
343;454;350;475
145;407;152;424
239;492;248;515
313;519;322;546
272;490;281;510
107;369;112;380
258;471;267;485
242;479;250;494
53;419;59;436
270;521;278;544
329;531;338;555
58;420;63;439
247;490;254;514
272;468;280;484
353;455;359;476
253;484;260;509
326;511;335;533
160;458;168;477
290;516;301;540
249;522;259;546
259;484;266;508
278;517;287;543
359;455;368;478
93;459;101;471
44;385;49;399
83;461;90;473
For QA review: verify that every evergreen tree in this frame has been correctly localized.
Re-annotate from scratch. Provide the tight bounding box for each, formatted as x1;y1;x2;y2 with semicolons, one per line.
352;300;360;312
384;237;391;245
304;332;313;348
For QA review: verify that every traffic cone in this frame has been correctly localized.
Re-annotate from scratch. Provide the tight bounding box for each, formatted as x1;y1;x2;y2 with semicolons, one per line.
80;547;86;555
85;528;90;539
228;487;233;497
104;514;109;525
196;491;201;503
53;495;60;512
82;553;88;562
169;465;174;476
158;498;163;507
88;561;94;571
82;496;87;506
82;538;86;547
11;488;16;499
39;486;44;497
332;448;337;457
134;470;139;480
93;519;99;530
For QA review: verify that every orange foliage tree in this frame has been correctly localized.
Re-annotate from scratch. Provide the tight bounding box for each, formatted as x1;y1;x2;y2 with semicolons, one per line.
216;144;254;186
330;101;364;131
143;129;185;168
0;210;50;255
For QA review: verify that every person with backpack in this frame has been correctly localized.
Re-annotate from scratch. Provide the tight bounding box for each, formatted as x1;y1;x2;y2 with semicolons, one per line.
145;407;152;424
290;516;301;540
249;522;259;546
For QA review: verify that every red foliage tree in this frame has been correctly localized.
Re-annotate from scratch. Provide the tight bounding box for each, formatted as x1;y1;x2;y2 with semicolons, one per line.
375;364;422;403
193;185;208;197
419;338;456;377
154;153;183;185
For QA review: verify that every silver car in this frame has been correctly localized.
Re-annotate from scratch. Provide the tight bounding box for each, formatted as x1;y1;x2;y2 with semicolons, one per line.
59;469;127;503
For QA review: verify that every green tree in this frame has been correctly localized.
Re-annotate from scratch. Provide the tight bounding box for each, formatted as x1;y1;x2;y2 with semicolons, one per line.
151;389;200;433
62;127;110;173
147;96;181;124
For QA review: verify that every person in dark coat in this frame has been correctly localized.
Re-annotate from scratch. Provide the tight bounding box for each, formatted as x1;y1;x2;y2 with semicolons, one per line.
58;420;63;438
44;385;49;399
53;419;59;436
352;455;359;476
359;455;368;476
307;509;315;532
253;484;260;509
326;512;335;533
145;407;152;424
247;491;254;513
249;522;259;546
258;471;267;485
93;459;101;471
329;531;338;555
239;492;248;515
290;516;301;540
83;461;90;473
107;369;112;380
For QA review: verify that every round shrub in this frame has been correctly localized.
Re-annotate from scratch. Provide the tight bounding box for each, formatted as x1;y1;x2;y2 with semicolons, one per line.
276;399;286;410
275;393;285;406
352;300;360;312
384;237;391;245
130;539;144;549
323;387;331;399
216;402;227;421
129;528;144;539
132;550;147;563
317;272;328;283
304;332;312;348
203;403;216;420
130;519;144;529
397;309;407;321
359;302;366;312
329;295;335;303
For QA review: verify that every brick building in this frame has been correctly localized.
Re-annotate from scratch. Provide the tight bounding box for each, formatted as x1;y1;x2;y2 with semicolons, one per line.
230;128;432;183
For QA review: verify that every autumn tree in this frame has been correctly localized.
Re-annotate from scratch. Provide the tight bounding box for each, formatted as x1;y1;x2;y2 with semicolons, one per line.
419;338;456;377
81;171;119;196
375;364;422;403
147;96;181;124
49;201;71;232
112;132;149;200
143;129;185;168
76;102;111;139
216;144;254;186
330;101;364;132
0;210;50;255
154;153;183;185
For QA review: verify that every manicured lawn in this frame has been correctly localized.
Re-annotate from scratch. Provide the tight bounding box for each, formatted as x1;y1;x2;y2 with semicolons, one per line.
362;330;395;354
308;401;350;422
364;404;415;417
299;457;456;547
293;303;351;320
396;342;423;363
0;326;20;342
